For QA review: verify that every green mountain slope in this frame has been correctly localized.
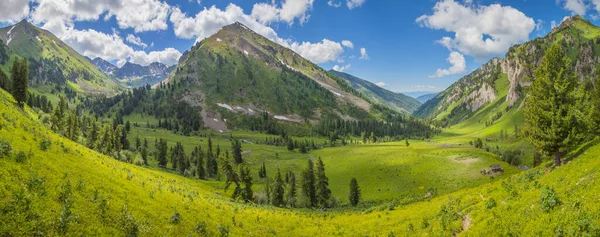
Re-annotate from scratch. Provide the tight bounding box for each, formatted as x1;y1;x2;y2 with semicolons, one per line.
2;87;600;236
415;16;600;128
416;93;438;103
330;70;421;113
169;22;378;129
0;20;121;95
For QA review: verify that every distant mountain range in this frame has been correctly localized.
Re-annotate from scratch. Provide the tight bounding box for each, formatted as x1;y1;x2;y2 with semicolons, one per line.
0;20;121;95
415;93;438;103
89;57;175;88
329;70;421;113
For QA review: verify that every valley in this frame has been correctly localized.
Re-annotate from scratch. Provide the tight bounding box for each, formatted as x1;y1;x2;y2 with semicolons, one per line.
0;2;600;236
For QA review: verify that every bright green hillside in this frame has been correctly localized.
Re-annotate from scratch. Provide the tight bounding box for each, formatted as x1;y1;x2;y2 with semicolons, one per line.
2;87;600;236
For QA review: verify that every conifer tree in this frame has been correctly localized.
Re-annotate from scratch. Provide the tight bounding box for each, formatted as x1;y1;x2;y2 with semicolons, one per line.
272;168;285;207
52;96;67;132
141;147;148;165
220;157;241;200
287;171;297;207
301;159;317;207
157;138;168;168
239;165;253;203
0;69;8;91
524;43;588;166
87;122;98;149
196;146;206;180
348;178;361;207
232;138;243;164
287;138;294;151
315;157;331;207
11;58;28;107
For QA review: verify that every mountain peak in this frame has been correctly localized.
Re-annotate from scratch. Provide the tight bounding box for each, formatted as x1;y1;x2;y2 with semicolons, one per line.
551;15;595;34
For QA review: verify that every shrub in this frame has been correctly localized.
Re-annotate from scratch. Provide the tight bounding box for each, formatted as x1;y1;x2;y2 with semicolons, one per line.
195;221;208;234
540;186;561;212
133;157;145;166
14;151;27;163
0;139;12;158
485;198;497;210
39;138;52;151
217;224;230;237
170;211;182;224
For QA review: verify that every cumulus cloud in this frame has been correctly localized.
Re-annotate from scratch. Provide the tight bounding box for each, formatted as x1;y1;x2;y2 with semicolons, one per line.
417;0;535;59
341;40;354;49
291;39;345;64
359;48;369;60
0;0;30;23
126;34;148;48
332;64;351;72
249;0;314;25
130;48;182;66
375;82;386;87
347;0;366;9
563;0;587;15
170;4;347;64
430;52;466;78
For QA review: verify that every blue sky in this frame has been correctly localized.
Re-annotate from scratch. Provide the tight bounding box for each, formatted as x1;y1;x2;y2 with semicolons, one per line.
0;0;597;94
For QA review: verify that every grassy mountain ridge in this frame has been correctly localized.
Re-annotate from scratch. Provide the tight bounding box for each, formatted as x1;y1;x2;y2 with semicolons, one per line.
414;15;600;129
2;85;600;236
329;70;421;113
0;20;121;95
168;22;383;129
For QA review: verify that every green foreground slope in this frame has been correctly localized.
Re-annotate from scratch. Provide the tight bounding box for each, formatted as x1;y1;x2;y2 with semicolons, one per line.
2;85;600;236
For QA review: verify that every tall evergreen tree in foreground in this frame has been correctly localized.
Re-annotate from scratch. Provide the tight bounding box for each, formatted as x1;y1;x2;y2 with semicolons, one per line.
315;158;331;207
195;146;206;180
301;159;317;207
11;58;29;107
0;70;9;91
157;138;168;168
239;165;253;203
524;43;588;166
348;178;361;207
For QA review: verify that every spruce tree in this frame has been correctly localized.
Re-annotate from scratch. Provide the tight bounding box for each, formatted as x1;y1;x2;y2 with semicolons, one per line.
524;43;588;166
272;168;285;207
87;122;98;149
52;96;67;132
239;165;253;203
157;138;168;168
287;171;297;207
232;139;243;164
220;157;241;200
287;139;294;151
0;69;8;91
315;157;331;207
348;178;361;207
301;159;317;207
196;146;206;179
11;58;28;107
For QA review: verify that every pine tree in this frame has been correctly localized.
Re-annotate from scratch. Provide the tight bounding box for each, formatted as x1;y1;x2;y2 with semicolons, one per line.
524;43;588;166
590;77;600;133
287;171;297;207
87;122;98;149
157;138;168;168
301;159;317;207
405;139;410;147
0;69;9;91
220;157;242;200
348;178;361;207
52;96;67;132
315;157;331;208
11;58;28;107
141;147;148;165
196;146;206;179
239;165;253;203
258;161;267;178
272;168;285;207
287;139;294;151
232;139;243;164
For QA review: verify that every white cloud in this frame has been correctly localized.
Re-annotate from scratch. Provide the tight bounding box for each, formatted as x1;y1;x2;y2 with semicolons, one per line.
130;48;182;66
551;20;558;29
328;1;342;8
0;0;30;23
341;40;354;49
417;0;535;59
375;82;386;87
170;4;347;64
249;0;314;25
30;0;170;34
359;48;369;60
126;34;148;48
347;0;365;9
333;64;351;72
563;0;587;15
291;39;345;64
251;3;280;24
430;51;466;78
